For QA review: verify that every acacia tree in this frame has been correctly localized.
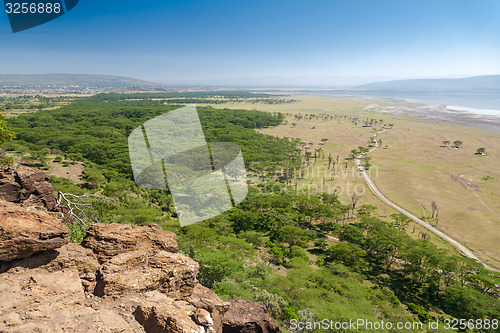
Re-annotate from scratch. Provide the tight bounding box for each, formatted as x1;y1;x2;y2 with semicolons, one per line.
275;225;311;253
390;213;412;231
325;242;367;270
350;149;358;160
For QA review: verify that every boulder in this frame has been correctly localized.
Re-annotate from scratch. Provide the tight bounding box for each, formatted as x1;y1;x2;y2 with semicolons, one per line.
135;301;205;333
44;243;101;275
0;201;69;261
95;250;199;300
0;164;58;211
81;223;178;263
189;284;230;332
223;300;280;333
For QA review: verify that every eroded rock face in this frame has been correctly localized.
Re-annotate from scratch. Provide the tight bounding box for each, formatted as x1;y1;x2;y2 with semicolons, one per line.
0;165;58;211
95;250;199;300
0;217;281;333
0;243;101;293
81;223;178;263
223;300;281;333
0;201;69;262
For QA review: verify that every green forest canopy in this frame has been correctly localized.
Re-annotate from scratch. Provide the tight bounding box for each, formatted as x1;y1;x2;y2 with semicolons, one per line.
6;93;299;176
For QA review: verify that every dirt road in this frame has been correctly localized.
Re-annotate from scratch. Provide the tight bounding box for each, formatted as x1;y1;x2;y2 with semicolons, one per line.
356;129;500;273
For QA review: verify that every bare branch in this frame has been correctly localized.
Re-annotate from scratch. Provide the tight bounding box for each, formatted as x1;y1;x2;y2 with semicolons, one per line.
56;192;117;228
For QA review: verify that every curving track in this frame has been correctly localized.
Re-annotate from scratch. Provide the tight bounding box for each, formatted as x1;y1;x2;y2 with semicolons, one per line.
355;129;500;273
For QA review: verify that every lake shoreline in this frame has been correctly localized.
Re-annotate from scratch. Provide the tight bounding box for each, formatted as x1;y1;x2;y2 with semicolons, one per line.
280;91;500;133
367;97;500;134
313;93;500;134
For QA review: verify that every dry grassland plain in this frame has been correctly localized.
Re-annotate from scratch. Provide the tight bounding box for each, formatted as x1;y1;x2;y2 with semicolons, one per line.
209;95;500;270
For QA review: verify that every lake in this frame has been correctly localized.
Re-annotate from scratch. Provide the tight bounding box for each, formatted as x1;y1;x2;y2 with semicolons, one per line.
327;91;500;116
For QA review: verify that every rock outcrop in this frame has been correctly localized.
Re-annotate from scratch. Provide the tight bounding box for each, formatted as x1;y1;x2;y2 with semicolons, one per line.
0;164;58;211
223;301;281;333
189;284;231;333
135;300;206;333
0;242;101;293
81;223;178;263
0;201;69;261
0;202;280;333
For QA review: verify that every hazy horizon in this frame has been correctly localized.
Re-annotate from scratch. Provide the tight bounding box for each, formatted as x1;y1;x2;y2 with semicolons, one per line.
4;73;500;89
155;74;497;87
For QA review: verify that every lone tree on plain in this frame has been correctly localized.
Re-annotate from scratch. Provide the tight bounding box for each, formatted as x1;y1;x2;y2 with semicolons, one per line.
350;149;358;159
453;140;463;148
431;201;439;218
442;140;450;147
476;147;487;155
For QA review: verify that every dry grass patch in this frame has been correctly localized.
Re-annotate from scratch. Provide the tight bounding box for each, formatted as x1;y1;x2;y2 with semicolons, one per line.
207;95;500;267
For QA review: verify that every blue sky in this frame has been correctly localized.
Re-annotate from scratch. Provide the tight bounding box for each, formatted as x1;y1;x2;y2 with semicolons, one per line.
1;0;500;86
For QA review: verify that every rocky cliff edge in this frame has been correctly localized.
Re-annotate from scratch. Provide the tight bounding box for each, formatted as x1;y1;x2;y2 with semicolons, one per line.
0;200;280;333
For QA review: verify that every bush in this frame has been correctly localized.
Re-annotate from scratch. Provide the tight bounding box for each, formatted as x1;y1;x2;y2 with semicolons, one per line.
269;246;285;265
65;222;87;243
196;250;244;289
240;230;265;247
0;155;15;167
406;303;432;323
282;307;299;321
253;288;289;319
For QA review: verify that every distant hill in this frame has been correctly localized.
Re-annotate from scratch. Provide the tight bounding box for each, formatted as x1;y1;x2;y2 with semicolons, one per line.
0;74;161;90
355;75;500;93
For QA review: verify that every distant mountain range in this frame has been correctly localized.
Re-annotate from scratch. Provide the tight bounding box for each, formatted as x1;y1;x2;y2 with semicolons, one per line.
0;74;161;90
354;75;500;93
2;73;500;94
